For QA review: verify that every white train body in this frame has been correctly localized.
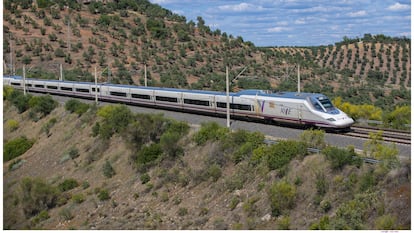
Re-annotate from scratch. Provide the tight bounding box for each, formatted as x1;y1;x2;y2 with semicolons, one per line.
3;76;354;129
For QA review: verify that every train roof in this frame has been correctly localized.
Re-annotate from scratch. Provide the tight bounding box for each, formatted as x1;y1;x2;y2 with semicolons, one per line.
4;76;327;99
236;89;324;100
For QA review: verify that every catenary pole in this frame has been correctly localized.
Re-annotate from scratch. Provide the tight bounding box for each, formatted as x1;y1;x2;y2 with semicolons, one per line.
226;66;230;128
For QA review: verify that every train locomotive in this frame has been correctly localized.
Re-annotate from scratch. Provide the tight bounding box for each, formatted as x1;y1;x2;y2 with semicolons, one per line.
3;75;354;129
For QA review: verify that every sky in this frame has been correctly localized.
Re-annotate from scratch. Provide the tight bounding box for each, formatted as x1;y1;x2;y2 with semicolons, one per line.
149;0;411;46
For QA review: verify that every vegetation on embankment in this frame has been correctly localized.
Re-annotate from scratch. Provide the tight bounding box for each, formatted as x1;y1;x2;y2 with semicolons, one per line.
3;90;410;230
3;0;410;128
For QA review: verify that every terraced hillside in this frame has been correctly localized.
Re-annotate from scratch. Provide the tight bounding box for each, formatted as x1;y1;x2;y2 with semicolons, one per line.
3;0;411;111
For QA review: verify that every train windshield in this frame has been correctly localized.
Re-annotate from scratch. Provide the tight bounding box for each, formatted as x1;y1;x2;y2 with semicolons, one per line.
311;96;335;112
319;98;334;110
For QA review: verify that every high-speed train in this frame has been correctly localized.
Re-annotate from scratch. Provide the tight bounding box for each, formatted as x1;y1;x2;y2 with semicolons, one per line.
3;75;354;129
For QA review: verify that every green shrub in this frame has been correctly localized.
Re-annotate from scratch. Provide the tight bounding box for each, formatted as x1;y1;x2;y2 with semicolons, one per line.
58;178;79;192
65;99;90;116
277;216;290;230
315;171;328;196
4;136;35;161
253;140;307;170
7;89;32;113
268;180;296;217
207;164;222;182
228;130;265;163
323;146;362;170
140;173;150;184
96;104;133;139
300;129;326;149
59;208;73;221
28;95;58;117
331;192;380;229
68;146;80;159
310;216;330;230
178;207;188;216
193;122;229;145
102;160;115;178
160;131;183;157
31;210;50;225
20;177;60;217
97;189;110;201
136;143;163;167
71;193;85;204
359;169;377;192
41;117;57;134
6;119;19;131
9;158;25;171
229;196;240;210
375;214;397;230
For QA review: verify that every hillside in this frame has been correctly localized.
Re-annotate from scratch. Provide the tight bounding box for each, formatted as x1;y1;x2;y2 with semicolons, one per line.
3;0;411;112
3;90;411;230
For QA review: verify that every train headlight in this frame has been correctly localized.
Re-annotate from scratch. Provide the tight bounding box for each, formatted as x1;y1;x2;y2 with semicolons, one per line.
327;118;336;121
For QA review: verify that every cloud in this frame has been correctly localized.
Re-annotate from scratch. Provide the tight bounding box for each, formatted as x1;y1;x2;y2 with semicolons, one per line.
218;2;264;12
267;26;290;32
387;2;410;11
294;19;306;24
347;10;367;17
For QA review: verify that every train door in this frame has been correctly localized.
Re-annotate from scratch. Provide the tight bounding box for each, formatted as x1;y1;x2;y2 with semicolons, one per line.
298;104;303;124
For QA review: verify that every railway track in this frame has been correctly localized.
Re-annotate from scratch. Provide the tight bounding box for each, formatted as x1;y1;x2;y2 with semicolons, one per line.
345;125;411;145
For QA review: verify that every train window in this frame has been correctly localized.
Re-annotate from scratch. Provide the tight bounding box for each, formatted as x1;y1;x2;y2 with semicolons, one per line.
11;82;21;86
110;91;127;97
319;98;334;109
47;85;58;89
75;88;90;93
217;102;227;108
156;96;178;103
216;102;251;111
231;103;252;111
184;99;209;106
25;84;32;87
35;84;45;88
61;87;73;91
131;94;151;100
92;88;100;92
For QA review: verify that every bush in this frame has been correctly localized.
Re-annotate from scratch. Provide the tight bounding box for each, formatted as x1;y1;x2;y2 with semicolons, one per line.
65;99;90;116
68;146;80;159
193;122;229;145
7;89;32;113
97;189;110;201
4;136;35;161
41;117;57;135
31;210;50;225
253;140;307;170
59;208;73;221
375;214;397;230
6;119;19;131
71;193;85;204
58;178;79;192
207;164;222;182
20;177;60;217
102;160;116;178
226;130;264;163
28;95;58;117
323;146;362;170
268;180;296;217
300;129;326;149
277;216;290;230
310;216;330;230
96;104;133;139
136;143;163;167
140;173;150;184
